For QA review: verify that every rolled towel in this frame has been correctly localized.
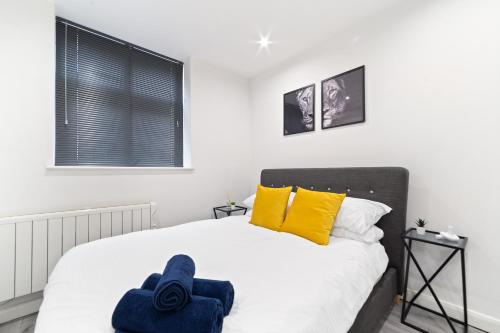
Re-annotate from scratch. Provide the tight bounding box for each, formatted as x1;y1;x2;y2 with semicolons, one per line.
141;273;163;290
153;254;195;311
143;273;234;316
194;278;234;316
112;289;223;333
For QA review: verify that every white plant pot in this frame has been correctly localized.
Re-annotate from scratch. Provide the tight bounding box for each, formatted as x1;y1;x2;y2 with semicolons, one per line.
230;204;236;210
416;227;426;235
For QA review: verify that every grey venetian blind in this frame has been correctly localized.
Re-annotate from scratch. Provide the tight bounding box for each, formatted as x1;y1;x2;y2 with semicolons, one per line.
55;18;183;167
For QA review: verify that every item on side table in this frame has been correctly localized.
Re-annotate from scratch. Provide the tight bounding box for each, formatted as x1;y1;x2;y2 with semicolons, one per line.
436;225;460;242
415;218;427;235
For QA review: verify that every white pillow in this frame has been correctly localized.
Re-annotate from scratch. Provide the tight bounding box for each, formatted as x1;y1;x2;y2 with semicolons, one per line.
288;191;296;208
242;194;256;208
332;226;384;243
334;197;391;234
288;193;391;234
243;192;295;209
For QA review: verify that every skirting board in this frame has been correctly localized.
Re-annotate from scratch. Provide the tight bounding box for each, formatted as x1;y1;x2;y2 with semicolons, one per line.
0;292;42;324
407;289;500;332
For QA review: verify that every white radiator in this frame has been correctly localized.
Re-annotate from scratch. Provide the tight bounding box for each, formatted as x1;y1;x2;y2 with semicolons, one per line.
0;202;158;303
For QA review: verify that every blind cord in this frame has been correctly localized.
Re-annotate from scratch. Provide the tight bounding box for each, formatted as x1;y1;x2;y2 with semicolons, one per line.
64;24;68;125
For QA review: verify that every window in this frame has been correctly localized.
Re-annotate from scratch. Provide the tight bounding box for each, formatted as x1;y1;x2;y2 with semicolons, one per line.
55;18;183;167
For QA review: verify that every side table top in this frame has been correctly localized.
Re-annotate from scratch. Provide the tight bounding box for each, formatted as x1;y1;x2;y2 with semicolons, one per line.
214;205;247;213
403;228;467;250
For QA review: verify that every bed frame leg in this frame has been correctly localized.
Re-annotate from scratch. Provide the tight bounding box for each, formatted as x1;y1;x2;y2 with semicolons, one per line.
394;295;401;305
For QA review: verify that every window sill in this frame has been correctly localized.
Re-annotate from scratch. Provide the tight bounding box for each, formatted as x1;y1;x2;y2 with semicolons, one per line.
46;165;194;171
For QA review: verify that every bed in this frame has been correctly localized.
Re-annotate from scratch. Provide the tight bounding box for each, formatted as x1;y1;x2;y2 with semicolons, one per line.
35;167;409;333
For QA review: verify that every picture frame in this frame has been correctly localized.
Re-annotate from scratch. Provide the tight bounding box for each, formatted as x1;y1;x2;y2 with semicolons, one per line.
283;84;315;136
321;66;365;130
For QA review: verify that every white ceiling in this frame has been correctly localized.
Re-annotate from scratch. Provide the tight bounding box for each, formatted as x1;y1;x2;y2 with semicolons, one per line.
55;0;403;77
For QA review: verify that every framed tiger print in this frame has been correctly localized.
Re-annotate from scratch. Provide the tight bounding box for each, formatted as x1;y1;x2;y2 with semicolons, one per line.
283;84;315;136
321;66;365;129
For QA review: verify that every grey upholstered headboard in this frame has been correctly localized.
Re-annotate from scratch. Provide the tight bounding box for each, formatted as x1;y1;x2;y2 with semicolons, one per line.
260;167;409;293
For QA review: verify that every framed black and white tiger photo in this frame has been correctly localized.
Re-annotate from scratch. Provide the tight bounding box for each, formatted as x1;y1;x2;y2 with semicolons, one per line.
283;84;315;136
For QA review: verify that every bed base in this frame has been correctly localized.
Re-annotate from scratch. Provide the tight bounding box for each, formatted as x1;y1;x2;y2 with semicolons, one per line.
348;268;398;333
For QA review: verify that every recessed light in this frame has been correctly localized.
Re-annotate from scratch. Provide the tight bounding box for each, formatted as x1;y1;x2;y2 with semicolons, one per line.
259;36;270;48
257;33;273;52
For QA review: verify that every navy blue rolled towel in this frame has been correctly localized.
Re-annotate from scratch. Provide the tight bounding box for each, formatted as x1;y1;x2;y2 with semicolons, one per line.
141;273;163;290
112;289;223;333
193;278;234;316
153;254;195;311
143;273;234;316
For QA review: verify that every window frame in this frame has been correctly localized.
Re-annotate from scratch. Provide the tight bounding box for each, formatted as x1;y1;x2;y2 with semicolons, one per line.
50;17;189;170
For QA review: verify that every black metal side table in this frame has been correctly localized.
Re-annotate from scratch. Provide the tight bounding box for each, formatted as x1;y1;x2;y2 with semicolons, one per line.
401;228;468;333
213;205;247;219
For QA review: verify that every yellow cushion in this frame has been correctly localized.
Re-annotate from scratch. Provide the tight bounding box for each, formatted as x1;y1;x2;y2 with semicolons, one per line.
250;185;292;231
280;187;346;245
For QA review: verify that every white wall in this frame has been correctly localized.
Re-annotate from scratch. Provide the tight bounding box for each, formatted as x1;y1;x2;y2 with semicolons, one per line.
0;0;253;227
2;0;500;330
250;0;500;330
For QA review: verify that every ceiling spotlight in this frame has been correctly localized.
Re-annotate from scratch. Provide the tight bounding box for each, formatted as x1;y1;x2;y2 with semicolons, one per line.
259;36;270;48
257;34;273;52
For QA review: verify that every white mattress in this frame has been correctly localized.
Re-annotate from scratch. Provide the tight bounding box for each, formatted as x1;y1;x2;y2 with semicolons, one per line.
35;215;388;333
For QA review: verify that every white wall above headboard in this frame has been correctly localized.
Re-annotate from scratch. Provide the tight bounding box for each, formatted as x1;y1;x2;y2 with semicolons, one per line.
248;1;500;331
0;202;158;303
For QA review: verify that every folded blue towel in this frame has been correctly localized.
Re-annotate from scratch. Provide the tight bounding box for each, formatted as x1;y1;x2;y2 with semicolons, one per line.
112;288;223;333
143;273;234;316
153;254;195;311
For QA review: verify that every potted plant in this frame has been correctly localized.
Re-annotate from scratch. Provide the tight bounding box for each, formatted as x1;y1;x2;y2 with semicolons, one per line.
227;201;236;210
415;218;427;235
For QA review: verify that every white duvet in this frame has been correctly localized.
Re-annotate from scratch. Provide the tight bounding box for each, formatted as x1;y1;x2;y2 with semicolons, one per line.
35;215;388;333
